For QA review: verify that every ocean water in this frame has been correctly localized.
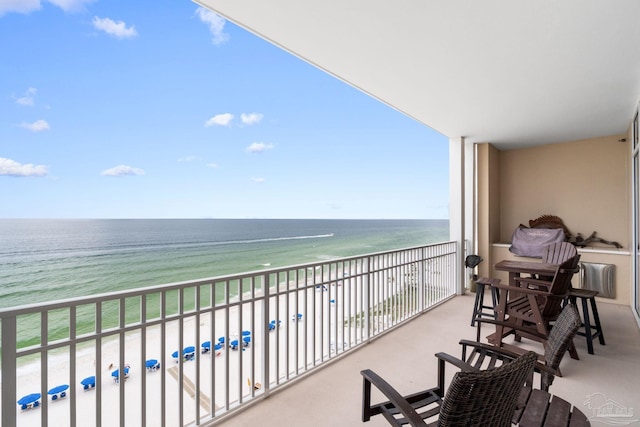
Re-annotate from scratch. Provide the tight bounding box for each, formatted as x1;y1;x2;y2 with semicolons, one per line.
0;219;449;311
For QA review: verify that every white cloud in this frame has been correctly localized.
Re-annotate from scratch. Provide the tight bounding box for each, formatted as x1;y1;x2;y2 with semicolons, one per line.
240;113;263;126
196;7;229;46
177;155;199;162
92;16;137;39
0;157;48;177
101;165;144;177
207;162;218;168
47;0;95;13
0;0;41;16
205;113;234;127
16;87;37;106
245;142;274;154
20;119;50;132
0;0;93;16
250;177;265;183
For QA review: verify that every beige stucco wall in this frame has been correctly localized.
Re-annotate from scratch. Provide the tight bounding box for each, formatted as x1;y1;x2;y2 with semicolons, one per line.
476;134;631;305
498;135;630;246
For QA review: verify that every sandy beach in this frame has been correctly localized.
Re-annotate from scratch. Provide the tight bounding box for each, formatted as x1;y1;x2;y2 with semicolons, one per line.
9;269;367;427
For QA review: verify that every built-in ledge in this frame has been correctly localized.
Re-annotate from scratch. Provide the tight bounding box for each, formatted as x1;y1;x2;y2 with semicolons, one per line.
492;243;630;256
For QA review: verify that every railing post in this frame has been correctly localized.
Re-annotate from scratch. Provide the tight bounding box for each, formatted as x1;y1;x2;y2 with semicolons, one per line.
263;273;270;397
364;256;371;341
419;247;425;311
2;315;17;427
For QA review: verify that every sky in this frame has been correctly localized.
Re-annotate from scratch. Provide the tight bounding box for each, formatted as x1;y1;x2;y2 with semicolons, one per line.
0;0;449;220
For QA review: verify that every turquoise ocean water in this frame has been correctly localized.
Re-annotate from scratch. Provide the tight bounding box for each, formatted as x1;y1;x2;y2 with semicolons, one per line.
0;219;448;347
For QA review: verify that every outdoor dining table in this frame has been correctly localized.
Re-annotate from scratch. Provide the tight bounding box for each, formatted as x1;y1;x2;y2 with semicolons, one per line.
494;259;558;287
513;387;590;426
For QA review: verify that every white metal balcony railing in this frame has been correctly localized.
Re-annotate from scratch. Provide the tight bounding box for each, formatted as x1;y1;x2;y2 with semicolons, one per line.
1;242;458;427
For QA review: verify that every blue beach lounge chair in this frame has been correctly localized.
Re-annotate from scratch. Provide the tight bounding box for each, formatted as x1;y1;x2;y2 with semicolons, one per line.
17;393;41;410
145;359;160;371
81;376;96;390
48;384;69;401
111;365;130;383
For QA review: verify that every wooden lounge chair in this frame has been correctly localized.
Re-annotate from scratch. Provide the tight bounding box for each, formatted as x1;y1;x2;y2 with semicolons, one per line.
361;351;537;426
467;303;581;386
488;255;580;360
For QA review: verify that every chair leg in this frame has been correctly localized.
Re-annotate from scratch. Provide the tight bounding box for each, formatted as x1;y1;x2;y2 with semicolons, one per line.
571;293;604;355
589;297;606;345
472;279;503;327
490;287;500;320
580;297;594;355
568;341;580;361
362;376;373;422
471;284;485;326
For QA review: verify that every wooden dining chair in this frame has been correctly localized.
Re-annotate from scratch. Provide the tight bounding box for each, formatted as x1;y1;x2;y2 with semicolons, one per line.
542;241;577;265
534;241;578;281
468;303;581;382
488;255;581;360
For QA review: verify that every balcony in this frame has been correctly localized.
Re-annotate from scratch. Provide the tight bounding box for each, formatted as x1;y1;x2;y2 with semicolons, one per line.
3;241;639;426
2;242;460;427
224;293;640;427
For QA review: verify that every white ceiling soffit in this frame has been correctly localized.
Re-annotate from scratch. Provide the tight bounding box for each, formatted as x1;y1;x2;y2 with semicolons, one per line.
195;0;640;149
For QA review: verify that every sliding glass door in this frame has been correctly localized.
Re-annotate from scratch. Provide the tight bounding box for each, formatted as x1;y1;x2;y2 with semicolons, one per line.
632;112;640;324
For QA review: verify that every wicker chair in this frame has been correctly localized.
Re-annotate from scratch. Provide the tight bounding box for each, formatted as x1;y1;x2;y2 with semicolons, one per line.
361;351;537;426
465;303;581;389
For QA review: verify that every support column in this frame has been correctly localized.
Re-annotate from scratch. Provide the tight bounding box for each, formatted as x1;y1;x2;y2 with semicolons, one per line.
449;136;466;295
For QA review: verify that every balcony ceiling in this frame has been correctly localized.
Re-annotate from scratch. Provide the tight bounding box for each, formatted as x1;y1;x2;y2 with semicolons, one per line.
195;0;640;149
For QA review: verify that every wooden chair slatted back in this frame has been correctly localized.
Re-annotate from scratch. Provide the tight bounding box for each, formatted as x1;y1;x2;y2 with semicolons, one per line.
542;242;577;265
540;255;580;317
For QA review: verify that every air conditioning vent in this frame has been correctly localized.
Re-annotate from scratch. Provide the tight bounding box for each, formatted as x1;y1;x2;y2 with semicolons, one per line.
579;262;615;298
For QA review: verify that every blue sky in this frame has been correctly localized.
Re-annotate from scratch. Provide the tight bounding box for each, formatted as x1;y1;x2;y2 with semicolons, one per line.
0;0;449;219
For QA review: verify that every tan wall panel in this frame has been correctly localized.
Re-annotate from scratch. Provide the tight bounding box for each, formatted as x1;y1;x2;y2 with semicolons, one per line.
498;135;630;248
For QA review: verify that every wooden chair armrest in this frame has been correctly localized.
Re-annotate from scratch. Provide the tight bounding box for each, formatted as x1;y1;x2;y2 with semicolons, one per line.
361;369;426;425
490;282;556;297
489;282;513;292
458;340;557;390
434;352;476;372
459;339;522;360
473;317;550;341
513;277;553;290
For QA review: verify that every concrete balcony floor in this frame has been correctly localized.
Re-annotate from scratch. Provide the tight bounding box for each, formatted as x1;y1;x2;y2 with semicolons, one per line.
219;293;640;427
